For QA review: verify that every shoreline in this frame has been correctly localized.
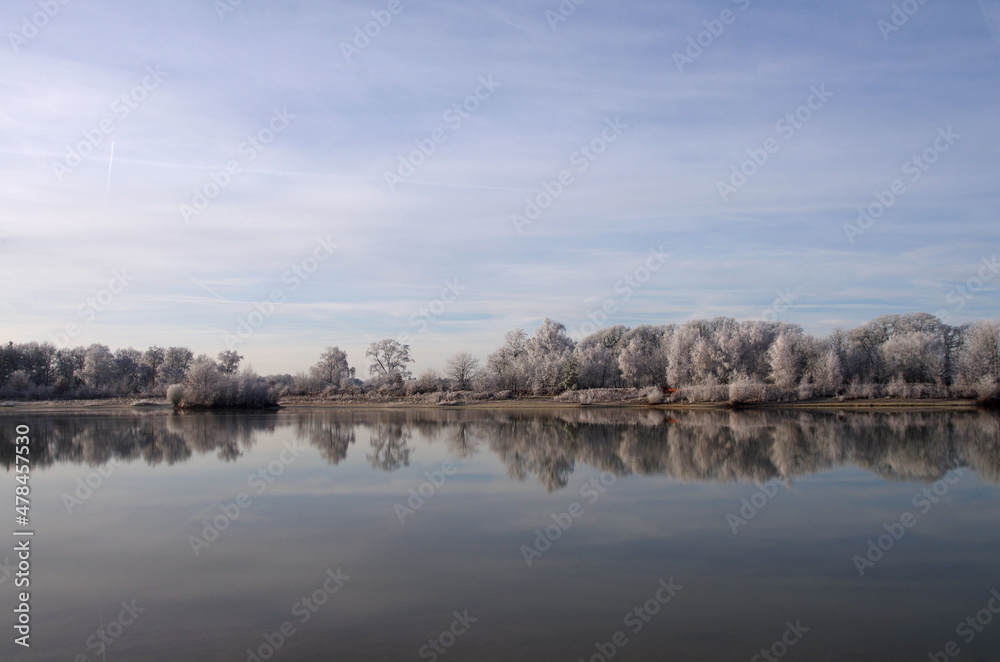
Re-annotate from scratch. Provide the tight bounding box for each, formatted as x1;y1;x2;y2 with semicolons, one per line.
0;396;989;413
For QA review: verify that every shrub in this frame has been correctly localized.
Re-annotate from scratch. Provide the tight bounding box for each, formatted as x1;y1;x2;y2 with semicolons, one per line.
167;384;184;406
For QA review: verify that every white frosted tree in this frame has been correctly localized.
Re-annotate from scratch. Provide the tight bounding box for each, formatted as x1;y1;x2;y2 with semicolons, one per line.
881;331;945;384
525;319;575;394
768;331;810;390
366;339;413;382
807;345;844;396
618;325;669;387
958;321;1000;391
311;346;353;388
77;344;114;391
574;343;618;389
486;329;530;392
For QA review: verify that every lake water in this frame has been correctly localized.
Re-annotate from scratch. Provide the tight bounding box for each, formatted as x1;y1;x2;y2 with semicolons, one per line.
1;407;999;661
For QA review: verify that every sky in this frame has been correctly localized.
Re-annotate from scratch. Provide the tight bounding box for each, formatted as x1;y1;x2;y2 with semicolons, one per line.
1;0;998;376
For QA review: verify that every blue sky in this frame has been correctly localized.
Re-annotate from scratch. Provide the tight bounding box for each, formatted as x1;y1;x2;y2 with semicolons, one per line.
1;0;998;375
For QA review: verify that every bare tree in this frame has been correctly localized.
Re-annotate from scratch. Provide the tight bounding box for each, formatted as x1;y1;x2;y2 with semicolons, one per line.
366;339;413;381
445;352;479;390
158;347;194;385
142;346;165;387
217;350;243;375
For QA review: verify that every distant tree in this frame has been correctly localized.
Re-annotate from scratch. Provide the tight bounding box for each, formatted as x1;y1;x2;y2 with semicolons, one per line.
618;325;670;388
158;347;193;385
310;347;353;387
408;369;442;395
881;331;945;384
182;359;223;406
113;347;143;393
486;329;529;392
77;344;115;391
217;350;243;375
525;319;575;394
768;330;810;390
574;343;618;388
142;346;165;386
366;339;413;381
557;356;579;392
958;321;1000;388
445;352;479;390
0;341;16;386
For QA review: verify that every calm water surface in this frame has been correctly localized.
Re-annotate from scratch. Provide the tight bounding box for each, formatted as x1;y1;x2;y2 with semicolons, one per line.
1;407;999;661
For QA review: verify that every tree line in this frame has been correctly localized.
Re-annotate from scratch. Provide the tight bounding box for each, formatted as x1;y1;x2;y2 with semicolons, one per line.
1;312;998;404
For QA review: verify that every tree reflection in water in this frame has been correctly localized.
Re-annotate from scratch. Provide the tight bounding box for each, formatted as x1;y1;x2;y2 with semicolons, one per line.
2;408;997;492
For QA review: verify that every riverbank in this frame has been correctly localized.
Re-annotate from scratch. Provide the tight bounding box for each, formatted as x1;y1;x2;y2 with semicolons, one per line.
0;395;991;412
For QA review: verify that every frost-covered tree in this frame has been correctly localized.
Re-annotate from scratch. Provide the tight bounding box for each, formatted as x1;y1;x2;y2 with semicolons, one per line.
486;329;529;392
768;330;810;390
525;319;575;394
158;347;193;385
618;325;670;388
77;344;115;391
366;339;413;381
311;346;353;388
881;331;945;384
958;321;1000;390
574;343;618;388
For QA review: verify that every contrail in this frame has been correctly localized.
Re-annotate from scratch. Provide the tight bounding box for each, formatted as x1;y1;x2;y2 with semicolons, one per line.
103;141;115;207
979;0;1000;48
